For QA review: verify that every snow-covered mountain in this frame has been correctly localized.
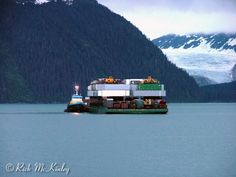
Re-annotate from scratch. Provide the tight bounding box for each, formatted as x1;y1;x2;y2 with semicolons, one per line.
153;33;236;86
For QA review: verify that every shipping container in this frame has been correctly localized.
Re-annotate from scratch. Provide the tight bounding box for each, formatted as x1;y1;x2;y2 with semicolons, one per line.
113;103;121;109
132;90;166;97
121;102;129;109
138;84;162;90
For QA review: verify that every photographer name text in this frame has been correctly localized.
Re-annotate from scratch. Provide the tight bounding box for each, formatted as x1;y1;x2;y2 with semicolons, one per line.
5;162;70;175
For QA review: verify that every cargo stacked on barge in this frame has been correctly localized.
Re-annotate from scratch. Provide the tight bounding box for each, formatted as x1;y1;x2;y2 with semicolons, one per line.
85;76;168;114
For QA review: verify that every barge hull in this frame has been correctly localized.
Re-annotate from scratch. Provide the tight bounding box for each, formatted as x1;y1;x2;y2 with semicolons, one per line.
89;106;168;114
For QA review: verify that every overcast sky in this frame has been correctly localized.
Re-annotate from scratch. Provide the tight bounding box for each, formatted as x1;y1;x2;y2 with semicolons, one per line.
97;0;236;39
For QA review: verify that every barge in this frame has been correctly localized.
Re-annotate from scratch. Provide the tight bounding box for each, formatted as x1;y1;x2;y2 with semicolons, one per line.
65;76;168;114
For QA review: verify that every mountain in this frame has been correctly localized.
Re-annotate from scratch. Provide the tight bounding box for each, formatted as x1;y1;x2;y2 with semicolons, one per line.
152;33;236;85
201;81;236;102
0;0;201;103
153;33;236;51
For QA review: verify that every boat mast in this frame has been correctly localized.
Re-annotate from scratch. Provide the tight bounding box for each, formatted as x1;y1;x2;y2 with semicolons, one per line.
74;85;80;95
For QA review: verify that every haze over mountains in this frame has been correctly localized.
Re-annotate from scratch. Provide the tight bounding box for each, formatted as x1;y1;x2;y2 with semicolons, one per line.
153;33;236;86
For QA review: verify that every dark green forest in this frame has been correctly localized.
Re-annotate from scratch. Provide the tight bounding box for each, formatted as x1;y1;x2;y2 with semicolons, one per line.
0;0;235;103
201;81;236;102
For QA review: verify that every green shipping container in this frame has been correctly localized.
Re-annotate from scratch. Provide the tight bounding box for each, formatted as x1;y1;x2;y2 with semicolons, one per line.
138;84;162;90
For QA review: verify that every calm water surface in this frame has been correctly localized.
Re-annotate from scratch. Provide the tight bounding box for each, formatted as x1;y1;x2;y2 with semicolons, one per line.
0;103;236;177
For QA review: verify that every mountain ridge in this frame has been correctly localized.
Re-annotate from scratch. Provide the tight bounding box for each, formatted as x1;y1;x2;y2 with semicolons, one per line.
153;33;236;52
201;81;236;102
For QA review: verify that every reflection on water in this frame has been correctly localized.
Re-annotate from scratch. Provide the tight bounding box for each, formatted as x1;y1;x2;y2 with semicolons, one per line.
70;112;81;116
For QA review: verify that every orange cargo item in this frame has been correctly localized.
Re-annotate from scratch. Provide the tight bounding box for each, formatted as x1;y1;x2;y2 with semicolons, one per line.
143;75;158;84
105;76;115;84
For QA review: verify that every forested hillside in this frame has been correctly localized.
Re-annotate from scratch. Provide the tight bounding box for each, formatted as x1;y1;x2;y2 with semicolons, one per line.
0;0;203;103
201;81;236;102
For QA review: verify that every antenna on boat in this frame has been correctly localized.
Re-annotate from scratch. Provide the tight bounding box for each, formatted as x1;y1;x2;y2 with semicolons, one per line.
74;85;80;95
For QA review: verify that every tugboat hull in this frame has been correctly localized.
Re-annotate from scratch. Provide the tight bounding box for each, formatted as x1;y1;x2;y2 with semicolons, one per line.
64;104;84;112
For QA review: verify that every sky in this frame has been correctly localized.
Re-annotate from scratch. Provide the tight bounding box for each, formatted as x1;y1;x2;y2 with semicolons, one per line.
97;0;236;39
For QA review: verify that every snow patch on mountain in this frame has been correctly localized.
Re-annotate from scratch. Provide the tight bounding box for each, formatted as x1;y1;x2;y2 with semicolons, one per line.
228;38;236;46
162;48;236;83
153;33;236;85
16;0;74;5
35;0;49;4
36;0;74;5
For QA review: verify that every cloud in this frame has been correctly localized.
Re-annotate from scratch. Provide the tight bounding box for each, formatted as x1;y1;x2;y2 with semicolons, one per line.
97;0;236;39
98;0;236;12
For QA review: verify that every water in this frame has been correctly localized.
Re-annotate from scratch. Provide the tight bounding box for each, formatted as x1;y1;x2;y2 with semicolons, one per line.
0;103;236;177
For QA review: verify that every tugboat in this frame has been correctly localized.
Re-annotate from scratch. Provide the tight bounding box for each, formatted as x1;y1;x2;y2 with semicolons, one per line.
64;85;85;112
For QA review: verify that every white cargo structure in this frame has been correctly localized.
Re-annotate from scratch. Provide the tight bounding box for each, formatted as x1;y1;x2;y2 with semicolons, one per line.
87;80;166;97
88;84;130;91
87;90;130;97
